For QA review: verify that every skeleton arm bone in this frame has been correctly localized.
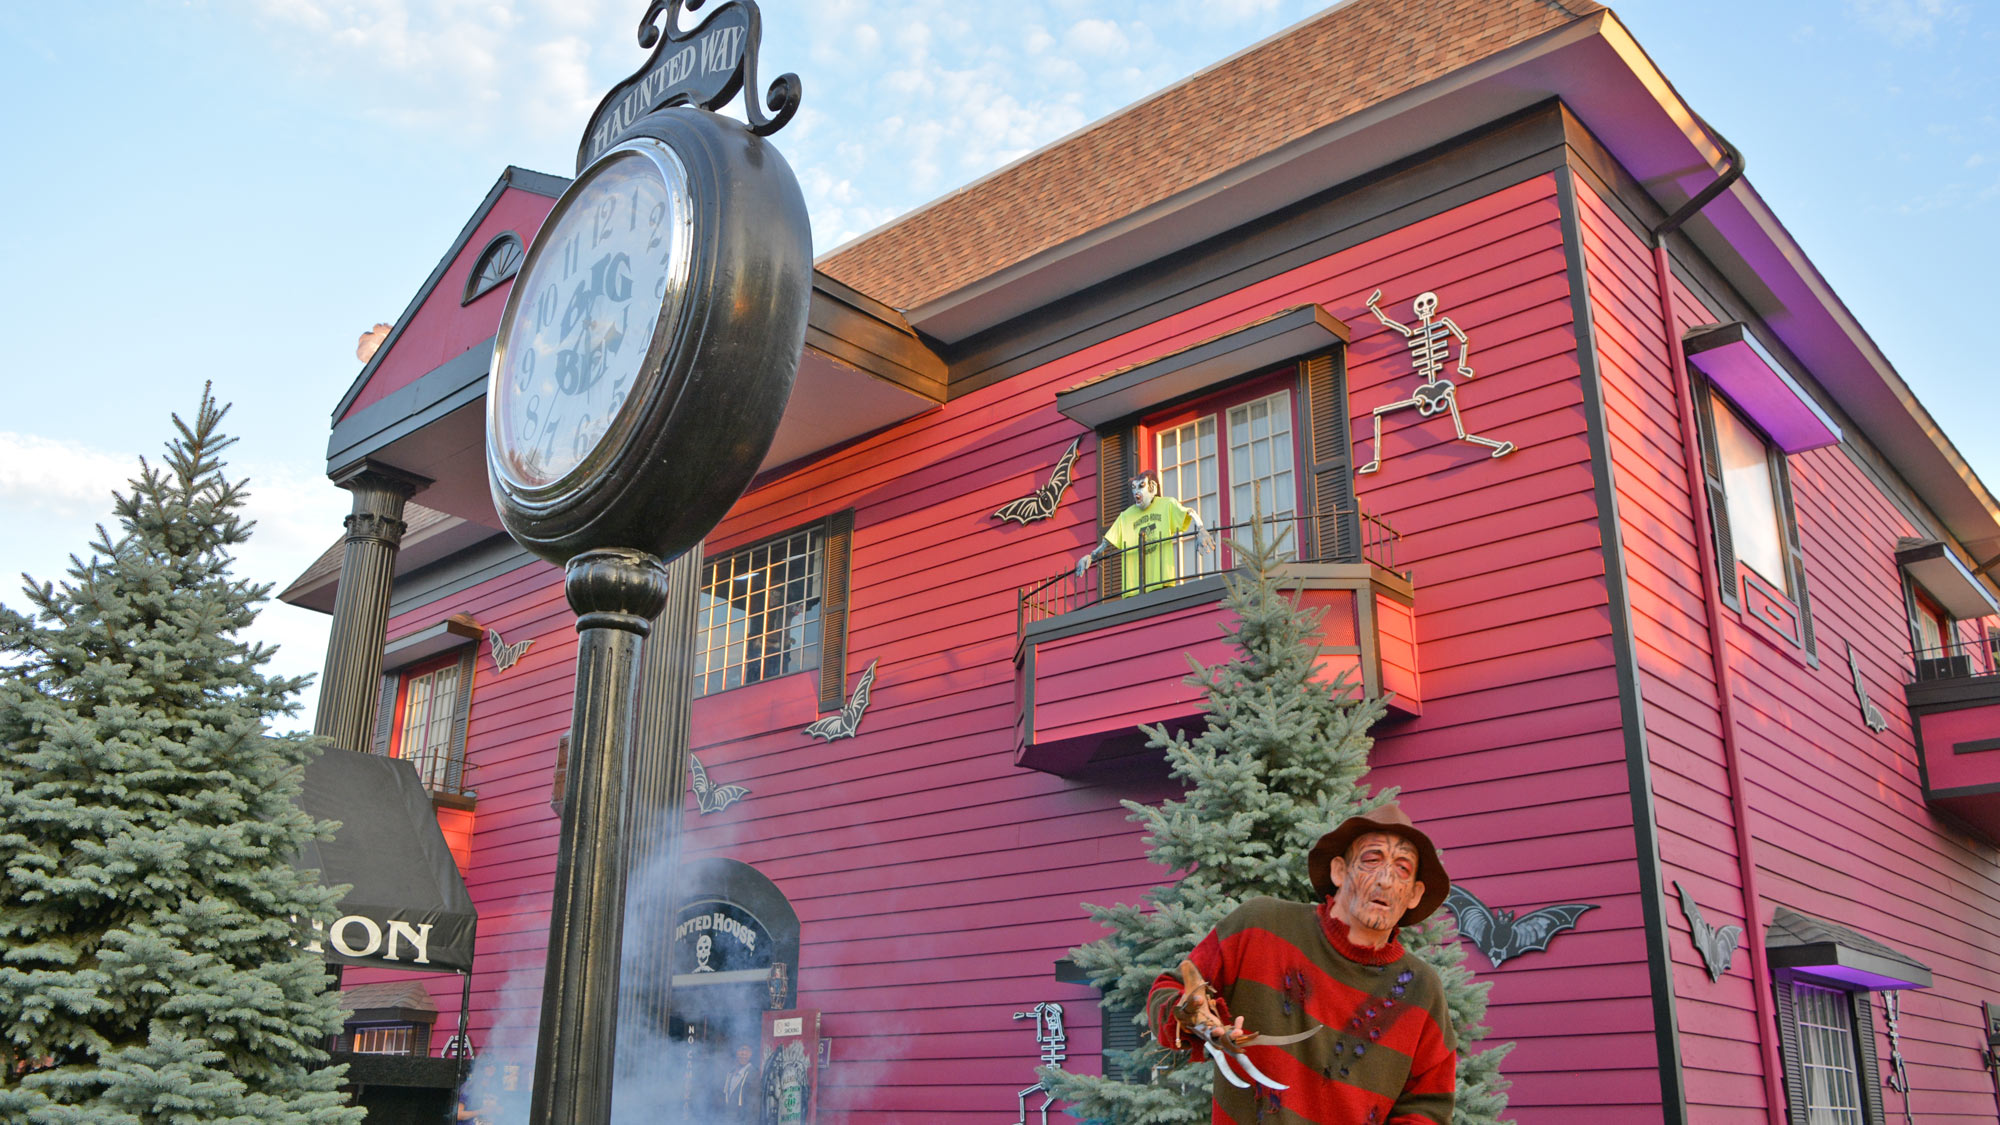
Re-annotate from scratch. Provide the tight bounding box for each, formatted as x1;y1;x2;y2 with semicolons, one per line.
1366;290;1413;337
1440;315;1474;378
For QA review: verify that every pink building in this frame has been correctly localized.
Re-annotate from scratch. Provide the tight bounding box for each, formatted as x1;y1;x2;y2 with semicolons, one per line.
289;1;2000;1120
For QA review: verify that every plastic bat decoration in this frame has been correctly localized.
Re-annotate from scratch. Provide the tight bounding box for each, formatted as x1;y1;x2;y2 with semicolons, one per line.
802;659;877;742
1443;885;1596;968
1848;643;1888;733
1675;881;1742;982
488;627;534;673
991;438;1080;525
688;754;749;815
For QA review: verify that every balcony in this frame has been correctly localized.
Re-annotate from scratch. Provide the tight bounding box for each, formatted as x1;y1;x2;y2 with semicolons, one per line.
1012;514;1417;775
1905;642;2000;842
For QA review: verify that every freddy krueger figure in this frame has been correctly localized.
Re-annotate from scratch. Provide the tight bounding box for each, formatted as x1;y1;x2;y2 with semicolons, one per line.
1149;801;1457;1123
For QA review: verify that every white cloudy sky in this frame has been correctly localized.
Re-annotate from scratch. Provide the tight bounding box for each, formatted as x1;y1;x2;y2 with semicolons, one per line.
1;0;1996;730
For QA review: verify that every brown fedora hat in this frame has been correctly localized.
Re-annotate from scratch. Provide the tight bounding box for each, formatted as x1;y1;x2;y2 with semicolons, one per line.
1307;800;1450;925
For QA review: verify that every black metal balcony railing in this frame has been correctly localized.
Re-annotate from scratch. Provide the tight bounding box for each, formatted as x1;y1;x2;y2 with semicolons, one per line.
1911;640;1992;684
1016;510;1401;635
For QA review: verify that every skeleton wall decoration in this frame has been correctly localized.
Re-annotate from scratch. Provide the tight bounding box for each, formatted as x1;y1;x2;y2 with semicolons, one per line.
1357;288;1515;474
1011;1001;1066;1125
1882;989;1915;1124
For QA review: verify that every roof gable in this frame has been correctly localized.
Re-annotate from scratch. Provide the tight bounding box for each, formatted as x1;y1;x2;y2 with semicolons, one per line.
334;166;569;423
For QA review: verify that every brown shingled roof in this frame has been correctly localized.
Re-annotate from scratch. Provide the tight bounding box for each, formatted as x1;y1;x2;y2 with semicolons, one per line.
817;0;1605;311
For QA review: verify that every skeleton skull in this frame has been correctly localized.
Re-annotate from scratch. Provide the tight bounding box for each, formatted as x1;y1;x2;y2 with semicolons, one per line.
1413;291;1439;320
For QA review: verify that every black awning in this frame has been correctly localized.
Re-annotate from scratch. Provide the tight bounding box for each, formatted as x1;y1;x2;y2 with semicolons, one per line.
297;747;477;974
1766;906;1932;991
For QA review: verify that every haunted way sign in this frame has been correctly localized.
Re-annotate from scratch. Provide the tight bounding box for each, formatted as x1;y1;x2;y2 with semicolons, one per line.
577;0;801;170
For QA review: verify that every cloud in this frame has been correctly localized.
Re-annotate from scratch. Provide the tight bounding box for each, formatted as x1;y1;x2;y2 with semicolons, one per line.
242;0;622;143
1066;17;1130;55
0;430;346;733
0;432;139;518
1848;0;1968;45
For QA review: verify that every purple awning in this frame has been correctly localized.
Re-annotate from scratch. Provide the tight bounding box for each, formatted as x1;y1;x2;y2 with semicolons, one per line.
1685;322;1843;454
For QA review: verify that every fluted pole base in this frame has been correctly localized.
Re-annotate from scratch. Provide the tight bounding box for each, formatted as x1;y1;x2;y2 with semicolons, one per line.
530;548;670;1125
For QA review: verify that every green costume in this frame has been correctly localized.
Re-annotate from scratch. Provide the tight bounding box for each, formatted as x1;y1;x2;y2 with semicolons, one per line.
1103;494;1195;595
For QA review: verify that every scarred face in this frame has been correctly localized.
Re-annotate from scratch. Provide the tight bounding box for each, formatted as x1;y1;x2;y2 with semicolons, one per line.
1129;474;1160;508
1327;830;1426;947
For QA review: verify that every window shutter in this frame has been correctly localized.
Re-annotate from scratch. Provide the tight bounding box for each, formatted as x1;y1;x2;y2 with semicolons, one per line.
1096;427;1134;598
372;672;398;755
446;646;477;792
1773;974;1808;1125
1692;377;1742;611
1303;353;1359;563
1850;992;1886;1125
1776;456;1819;665
817;509;856;713
1101;1000;1142;1081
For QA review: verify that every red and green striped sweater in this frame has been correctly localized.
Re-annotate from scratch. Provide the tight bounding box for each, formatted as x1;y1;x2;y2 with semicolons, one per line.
1146;896;1456;1125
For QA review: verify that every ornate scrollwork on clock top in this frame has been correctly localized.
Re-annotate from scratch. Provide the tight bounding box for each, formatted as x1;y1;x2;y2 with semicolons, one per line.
579;0;801;171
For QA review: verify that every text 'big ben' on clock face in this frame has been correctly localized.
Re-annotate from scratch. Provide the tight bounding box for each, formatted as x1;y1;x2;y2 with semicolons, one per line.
492;144;692;490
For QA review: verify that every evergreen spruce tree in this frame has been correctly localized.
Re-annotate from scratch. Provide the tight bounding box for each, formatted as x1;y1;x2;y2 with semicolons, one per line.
0;390;360;1124
1042;524;1512;1124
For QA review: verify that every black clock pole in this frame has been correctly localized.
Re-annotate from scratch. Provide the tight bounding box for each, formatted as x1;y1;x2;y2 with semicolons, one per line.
487;7;809;1123
528;548;669;1125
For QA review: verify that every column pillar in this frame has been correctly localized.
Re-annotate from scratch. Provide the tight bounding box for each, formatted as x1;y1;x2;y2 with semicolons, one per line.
313;462;427;753
615;548;702;1070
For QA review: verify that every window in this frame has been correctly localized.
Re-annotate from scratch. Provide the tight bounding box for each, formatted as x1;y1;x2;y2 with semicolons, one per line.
1143;377;1303;578
1088;346;1359;601
395;655;463;789
696;511;855;709
372;620;480;803
1695;378;1817;662
1775;975;1885;1125
1905;582;1975;681
1793;982;1864;1123
1711;394;1790;594
463;232;524;304
697;526;823;696
349;1024;417;1055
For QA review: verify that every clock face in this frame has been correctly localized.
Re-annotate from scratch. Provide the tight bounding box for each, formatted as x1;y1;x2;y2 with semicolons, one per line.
491;142;691;491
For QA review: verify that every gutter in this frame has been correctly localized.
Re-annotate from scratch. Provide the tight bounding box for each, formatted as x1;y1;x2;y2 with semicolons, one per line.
1649;128;1790;1125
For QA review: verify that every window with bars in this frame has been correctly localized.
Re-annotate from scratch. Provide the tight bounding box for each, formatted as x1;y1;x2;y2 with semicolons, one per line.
349;1024;417;1055
1775;972;1886;1125
697;520;850;700
1793;982;1865;1124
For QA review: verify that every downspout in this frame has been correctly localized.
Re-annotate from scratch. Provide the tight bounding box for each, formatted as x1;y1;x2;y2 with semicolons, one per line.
1650;128;1789;1124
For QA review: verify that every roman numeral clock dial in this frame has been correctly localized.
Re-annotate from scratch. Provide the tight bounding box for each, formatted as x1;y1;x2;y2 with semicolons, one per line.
492;141;692;493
